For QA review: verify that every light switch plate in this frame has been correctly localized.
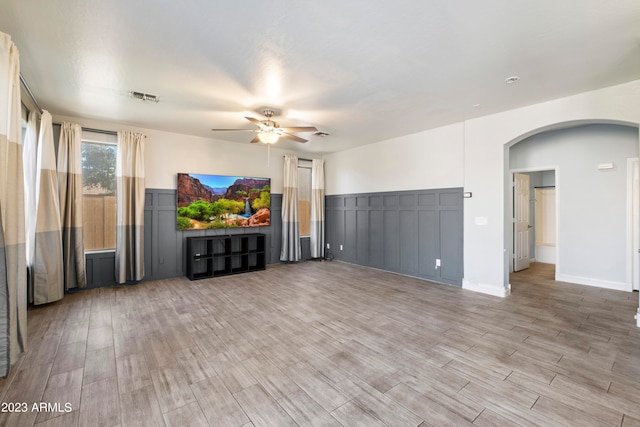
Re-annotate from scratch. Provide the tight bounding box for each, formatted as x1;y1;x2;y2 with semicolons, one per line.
475;216;488;226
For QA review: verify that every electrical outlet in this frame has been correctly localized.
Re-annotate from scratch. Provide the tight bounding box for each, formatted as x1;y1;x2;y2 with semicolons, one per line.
340;245;343;251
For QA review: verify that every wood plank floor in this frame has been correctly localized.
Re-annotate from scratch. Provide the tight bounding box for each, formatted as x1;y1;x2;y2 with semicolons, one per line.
1;261;640;426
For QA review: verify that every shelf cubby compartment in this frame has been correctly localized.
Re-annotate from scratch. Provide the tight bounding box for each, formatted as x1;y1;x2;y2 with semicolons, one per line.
186;233;266;280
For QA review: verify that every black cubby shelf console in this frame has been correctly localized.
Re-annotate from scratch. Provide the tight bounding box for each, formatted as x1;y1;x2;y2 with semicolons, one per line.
186;233;266;280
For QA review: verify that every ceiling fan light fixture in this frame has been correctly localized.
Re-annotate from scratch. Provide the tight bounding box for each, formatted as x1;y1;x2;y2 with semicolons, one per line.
212;107;315;144
258;131;279;144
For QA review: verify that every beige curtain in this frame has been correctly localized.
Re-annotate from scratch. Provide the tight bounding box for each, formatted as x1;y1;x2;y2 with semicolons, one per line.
33;110;64;304
115;131;145;283
280;155;301;261
310;159;325;259
58;122;86;289
0;32;27;375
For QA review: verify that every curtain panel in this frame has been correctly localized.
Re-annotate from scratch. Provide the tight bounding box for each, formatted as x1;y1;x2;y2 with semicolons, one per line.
58;122;86;289
310;158;325;259
115;131;145;283
33;110;64;304
0;32;27;376
280;155;301;262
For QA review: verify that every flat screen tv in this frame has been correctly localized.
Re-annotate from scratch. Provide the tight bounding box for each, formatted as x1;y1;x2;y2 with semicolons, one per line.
177;173;270;230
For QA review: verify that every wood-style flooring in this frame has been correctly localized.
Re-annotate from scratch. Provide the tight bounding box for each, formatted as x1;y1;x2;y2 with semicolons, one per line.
1;261;640;426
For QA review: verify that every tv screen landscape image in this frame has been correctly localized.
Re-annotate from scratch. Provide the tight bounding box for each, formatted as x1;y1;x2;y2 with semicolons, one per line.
177;173;270;230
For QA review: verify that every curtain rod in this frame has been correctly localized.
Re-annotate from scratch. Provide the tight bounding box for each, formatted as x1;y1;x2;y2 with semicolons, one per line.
81;127;117;136
19;74;43;113
51;122;117;136
284;156;315;162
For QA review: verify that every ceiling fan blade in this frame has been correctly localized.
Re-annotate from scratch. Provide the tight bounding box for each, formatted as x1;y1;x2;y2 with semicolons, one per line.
245;116;264;127
280;132;308;143
280;126;318;133
250;135;261;143
211;128;256;132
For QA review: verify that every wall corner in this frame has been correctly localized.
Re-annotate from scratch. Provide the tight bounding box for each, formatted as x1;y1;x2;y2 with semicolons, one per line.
462;278;510;298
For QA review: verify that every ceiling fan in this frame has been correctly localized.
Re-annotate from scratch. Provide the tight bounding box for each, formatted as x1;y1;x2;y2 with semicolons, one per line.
211;108;318;144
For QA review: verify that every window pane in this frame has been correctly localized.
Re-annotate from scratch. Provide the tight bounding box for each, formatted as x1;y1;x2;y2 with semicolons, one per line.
298;166;311;237
20;103;28;144
82;142;116;250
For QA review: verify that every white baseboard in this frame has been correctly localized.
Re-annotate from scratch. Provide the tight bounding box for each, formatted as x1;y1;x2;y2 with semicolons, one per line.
555;273;630;292
462;279;510;297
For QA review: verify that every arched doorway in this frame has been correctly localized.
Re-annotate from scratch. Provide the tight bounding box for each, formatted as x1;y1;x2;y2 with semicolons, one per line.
505;123;639;292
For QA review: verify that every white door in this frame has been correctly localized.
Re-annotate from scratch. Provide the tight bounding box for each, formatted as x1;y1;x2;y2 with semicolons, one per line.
514;173;531;271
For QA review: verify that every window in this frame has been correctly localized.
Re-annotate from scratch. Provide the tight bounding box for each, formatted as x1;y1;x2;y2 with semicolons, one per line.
82;132;117;251
298;160;312;237
20;103;28;143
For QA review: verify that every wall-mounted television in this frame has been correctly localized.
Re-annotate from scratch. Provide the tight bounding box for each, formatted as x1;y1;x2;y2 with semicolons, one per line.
177;173;270;230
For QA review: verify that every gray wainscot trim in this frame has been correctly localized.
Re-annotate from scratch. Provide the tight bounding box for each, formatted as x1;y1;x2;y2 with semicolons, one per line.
325;188;464;286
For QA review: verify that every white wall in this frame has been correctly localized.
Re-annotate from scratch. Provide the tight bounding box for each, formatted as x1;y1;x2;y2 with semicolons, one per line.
467;80;640;296
325;122;464;194
511;124;638;290
325;79;640;297
542;170;555;186
53;114;308;193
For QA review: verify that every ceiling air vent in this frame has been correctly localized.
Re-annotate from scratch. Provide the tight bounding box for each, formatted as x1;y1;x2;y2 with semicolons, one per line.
130;91;159;103
314;131;330;137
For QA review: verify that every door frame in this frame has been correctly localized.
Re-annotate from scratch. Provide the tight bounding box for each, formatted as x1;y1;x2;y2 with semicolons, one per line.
627;158;639;291
509;166;559;274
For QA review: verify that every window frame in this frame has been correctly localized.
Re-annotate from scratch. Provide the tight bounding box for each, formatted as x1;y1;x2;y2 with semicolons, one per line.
297;160;312;238
81;136;117;254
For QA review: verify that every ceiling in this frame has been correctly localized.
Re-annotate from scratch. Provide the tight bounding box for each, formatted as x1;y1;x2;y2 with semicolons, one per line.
2;1;640;154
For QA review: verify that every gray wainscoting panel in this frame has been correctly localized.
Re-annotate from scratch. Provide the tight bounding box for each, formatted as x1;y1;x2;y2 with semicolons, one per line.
300;237;311;260
369;210;383;268
85;252;116;288
383;210;399;271
144;189;182;281
418;210;438;280
270;194;282;263
440;209;462;283
356;210;369;264
326;187;463;286
399;209;418;274
345;209;357;260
